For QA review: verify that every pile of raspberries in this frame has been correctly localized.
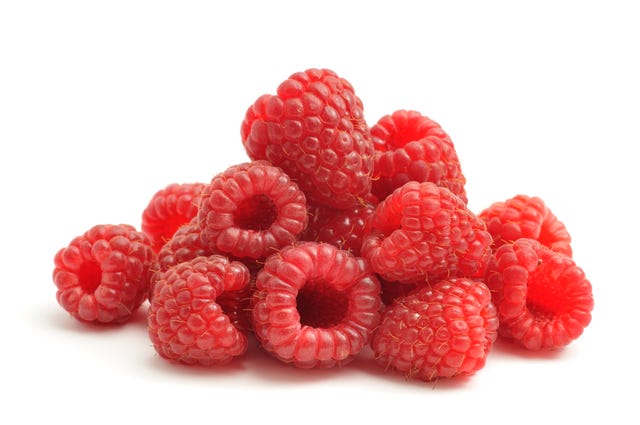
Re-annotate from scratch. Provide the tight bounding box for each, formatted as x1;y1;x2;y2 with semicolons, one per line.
53;68;594;382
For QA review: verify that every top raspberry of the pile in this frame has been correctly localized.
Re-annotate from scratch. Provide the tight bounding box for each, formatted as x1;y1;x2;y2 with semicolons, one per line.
240;68;374;209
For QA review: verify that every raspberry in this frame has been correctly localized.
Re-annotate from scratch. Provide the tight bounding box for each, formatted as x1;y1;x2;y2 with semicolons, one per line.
252;241;382;368
485;238;593;350
149;216;259;331
302;194;378;256
147;255;251;366
372;278;498;381
371;110;467;203
149;217;213;301
478;194;572;257
241;68;375;209
198;160;308;260
141;182;206;252
53;224;156;324
361;181;493;284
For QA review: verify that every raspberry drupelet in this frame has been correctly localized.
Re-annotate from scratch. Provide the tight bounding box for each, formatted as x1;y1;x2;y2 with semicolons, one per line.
147;255;251;366
198;160;308;261
370;109;467;204
241;68;375;209
252;241;382;368
53;224;156;324
485;238;593;350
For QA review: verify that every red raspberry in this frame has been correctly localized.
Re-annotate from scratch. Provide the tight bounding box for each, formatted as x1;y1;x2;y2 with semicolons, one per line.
141;182;206;252
478;194;572;257
149;217;260;331
302;194;378;257
485;238;593;350
241;68;374;209
372;278;498;381
361;181;493;284
371;110;467;203
53;224;156;324
147;255;251;366
149;217;212;301
252;242;382;368
198;160;308;260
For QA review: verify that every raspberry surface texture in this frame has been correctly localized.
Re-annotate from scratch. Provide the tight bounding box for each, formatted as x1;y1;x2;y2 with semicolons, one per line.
371;110;467;204
252;241;382;368
241;68;374;209
198;160;308;260
302;194;378;256
361;181;493;284
485;238;593;350
372;278;498;381
141;182;206;252
147;255;251;365
53;224;156;324
479;194;572;257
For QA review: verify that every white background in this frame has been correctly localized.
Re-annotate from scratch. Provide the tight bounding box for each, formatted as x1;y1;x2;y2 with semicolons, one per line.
1;1;638;424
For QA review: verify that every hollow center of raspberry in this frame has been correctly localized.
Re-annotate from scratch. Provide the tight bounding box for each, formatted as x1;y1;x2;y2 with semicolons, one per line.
386;127;425;149
235;195;277;231
296;281;349;328
526;268;568;320
79;260;102;294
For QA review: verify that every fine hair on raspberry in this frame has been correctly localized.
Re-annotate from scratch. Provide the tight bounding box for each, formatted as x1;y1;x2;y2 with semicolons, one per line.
252;241;382;368
198;160;308;260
